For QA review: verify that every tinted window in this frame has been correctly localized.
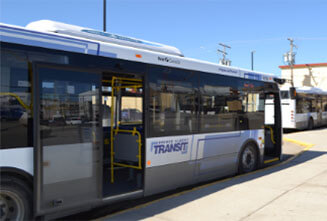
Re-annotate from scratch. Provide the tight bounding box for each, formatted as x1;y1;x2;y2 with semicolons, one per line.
199;73;240;132
0;49;32;148
199;73;265;133
39;67;101;146
323;96;327;111
241;81;265;130
317;96;322;112
148;66;198;137
281;90;290;99
0;46;70;148
296;94;312;113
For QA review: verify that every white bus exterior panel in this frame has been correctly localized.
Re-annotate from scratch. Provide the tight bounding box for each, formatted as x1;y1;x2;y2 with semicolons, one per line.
296;112;317;129
0;147;33;175
42;143;94;185
144;129;264;195
99;42;243;78
100;42;276;82
265;99;275;125
281;99;296;129
145;129;264;168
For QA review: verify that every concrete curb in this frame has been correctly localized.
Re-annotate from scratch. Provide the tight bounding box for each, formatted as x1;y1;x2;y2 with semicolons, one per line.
283;137;315;150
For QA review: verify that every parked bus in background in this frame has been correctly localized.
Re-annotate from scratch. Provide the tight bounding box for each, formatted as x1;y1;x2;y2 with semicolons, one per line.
280;86;327;130
1;20;283;220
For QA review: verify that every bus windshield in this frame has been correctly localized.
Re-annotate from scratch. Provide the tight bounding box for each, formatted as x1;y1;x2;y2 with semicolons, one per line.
280;90;290;99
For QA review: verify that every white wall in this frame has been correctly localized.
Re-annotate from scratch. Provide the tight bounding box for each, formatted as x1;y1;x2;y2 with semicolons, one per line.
280;65;327;89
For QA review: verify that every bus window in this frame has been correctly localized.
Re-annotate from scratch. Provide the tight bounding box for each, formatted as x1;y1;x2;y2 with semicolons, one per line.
148;66;198;137
121;97;142;124
296;96;311;113
102;91;115;127
323;96;327;111
199;73;240;133
0;49;32;148
280;90;290;99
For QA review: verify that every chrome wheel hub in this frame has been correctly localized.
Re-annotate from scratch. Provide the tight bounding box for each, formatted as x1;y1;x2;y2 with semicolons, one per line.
0;191;24;221
242;147;255;170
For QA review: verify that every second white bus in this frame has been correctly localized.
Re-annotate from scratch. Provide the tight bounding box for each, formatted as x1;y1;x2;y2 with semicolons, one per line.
281;86;327;129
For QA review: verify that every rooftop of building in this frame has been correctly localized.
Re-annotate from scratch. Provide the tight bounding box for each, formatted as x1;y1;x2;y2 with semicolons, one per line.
279;63;327;69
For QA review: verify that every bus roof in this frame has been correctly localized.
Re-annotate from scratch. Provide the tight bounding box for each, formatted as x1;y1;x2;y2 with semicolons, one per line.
296;86;327;95
281;85;327;95
1;20;278;83
26;20;184;57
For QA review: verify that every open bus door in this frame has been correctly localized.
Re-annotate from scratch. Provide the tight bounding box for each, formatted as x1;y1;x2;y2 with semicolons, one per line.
264;91;282;163
101;75;144;197
33;63;102;217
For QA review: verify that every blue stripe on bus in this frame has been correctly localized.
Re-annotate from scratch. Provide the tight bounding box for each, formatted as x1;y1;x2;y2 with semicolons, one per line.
1;26;120;58
98;50;117;58
200;132;242;141
0;34;95;55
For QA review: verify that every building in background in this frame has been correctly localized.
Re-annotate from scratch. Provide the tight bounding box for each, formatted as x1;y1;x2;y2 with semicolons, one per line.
279;63;327;89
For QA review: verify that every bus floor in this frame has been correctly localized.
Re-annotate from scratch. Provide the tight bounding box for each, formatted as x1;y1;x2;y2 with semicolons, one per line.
103;166;143;197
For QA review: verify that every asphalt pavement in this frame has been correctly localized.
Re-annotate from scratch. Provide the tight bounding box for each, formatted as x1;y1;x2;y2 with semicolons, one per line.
99;128;327;221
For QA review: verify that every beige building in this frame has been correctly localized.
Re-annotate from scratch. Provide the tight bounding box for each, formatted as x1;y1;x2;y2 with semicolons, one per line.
279;63;327;89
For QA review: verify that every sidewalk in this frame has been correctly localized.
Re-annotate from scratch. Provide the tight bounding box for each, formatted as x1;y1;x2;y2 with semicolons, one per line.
101;128;327;221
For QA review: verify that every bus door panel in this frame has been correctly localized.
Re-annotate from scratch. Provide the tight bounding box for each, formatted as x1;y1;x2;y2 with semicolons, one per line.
264;92;282;157
34;64;102;215
265;94;275;125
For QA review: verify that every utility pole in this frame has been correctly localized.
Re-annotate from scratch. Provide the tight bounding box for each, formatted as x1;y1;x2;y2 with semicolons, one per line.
284;38;296;87
103;0;107;32
218;43;231;66
251;50;255;70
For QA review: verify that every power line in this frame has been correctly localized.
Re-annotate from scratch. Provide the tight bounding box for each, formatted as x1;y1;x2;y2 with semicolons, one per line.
217;43;231;66
283;38;297;87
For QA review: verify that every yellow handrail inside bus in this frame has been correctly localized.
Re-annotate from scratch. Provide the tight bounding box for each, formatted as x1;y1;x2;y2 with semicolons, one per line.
112;127;142;170
265;125;276;144
110;76;143;183
0;92;32;110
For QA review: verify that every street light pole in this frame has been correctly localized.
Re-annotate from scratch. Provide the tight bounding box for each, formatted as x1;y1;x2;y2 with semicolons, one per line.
251;50;255;70
103;0;106;32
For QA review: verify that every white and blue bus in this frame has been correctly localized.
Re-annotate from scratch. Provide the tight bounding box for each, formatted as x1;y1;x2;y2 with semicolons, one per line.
281;86;327;130
0;20;282;220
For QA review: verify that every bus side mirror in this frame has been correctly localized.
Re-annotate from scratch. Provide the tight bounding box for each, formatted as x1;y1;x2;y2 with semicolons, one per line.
290;87;296;99
273;78;285;85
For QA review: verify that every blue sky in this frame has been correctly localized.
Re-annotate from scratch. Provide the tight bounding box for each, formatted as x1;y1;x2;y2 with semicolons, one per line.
1;0;327;75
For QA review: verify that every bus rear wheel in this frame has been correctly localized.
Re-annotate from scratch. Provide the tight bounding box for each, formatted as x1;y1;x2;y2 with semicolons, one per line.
239;144;258;174
0;176;32;221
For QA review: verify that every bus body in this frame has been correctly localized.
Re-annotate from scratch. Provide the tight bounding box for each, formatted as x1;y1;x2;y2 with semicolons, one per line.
281;86;327;129
0;20;282;220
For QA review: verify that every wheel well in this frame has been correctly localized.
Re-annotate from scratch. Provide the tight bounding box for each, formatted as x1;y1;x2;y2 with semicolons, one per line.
308;117;314;129
0;167;33;189
238;140;260;167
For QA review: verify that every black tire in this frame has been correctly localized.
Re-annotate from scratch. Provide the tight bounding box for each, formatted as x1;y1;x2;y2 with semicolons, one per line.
0;175;32;221
238;143;258;174
307;118;314;130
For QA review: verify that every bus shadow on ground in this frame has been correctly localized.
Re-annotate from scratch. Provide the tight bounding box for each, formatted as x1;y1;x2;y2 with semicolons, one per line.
65;148;326;220
283;125;327;134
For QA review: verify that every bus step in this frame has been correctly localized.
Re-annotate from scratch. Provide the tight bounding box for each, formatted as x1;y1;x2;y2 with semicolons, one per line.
263;157;280;164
